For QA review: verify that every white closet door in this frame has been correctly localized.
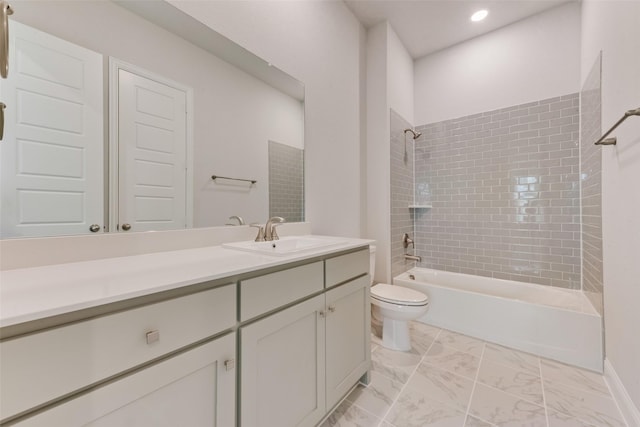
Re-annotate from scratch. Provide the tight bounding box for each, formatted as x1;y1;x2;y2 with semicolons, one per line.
117;69;187;232
0;21;103;238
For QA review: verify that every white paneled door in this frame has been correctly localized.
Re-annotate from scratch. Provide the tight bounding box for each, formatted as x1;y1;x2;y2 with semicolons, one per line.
0;21;103;238
115;66;189;233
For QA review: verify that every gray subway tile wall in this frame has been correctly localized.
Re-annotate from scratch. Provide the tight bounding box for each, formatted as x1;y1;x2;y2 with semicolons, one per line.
580;54;604;315
412;94;582;289
268;141;304;222
390;110;416;279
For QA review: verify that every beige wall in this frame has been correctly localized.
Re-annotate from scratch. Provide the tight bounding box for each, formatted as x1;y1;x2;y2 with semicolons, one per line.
581;0;640;417
415;2;581;124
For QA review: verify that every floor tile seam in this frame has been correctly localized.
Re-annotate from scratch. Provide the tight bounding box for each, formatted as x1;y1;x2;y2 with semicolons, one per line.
484;341;543;361
539;356;550;427
343;399;384;426
544;403;624;427
427;340;485;360
480;356;541;376
365;368;408;389
539;359;610;388
485;348;542;371
479;354;543;378
421;359;479;382
542;376;618;401
434;335;486;354
545;409;600;427
473;378;549;411
542;381;628;427
464;341;486;423
378;328;442;424
377;418;396;427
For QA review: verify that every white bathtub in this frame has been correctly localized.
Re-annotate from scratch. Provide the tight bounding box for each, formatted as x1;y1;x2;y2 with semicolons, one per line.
394;268;603;372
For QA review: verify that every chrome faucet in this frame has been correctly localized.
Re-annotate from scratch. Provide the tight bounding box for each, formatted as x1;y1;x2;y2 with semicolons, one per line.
264;216;285;241
226;215;245;226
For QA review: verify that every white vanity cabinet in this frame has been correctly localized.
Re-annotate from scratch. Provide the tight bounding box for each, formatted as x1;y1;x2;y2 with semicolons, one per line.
1;244;371;427
239;249;370;427
1;283;237;426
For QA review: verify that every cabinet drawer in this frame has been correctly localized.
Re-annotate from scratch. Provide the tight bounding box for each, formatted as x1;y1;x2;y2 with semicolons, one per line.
0;284;236;421
325;249;369;289
240;262;323;321
15;333;236;427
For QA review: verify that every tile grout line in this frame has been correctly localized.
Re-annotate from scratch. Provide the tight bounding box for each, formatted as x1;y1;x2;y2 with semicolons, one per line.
539;357;550;427
463;341;487;425
377;328;443;425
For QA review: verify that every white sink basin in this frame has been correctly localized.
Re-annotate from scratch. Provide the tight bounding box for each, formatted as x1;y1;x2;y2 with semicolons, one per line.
222;236;346;256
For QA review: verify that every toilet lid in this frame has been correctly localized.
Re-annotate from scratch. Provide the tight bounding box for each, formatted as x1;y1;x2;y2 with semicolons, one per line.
371;284;428;306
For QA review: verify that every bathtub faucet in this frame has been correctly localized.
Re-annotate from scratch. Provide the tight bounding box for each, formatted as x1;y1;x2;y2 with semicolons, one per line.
404;254;422;262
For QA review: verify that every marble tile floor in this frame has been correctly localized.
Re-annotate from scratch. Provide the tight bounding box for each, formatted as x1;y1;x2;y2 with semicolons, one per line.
321;322;627;427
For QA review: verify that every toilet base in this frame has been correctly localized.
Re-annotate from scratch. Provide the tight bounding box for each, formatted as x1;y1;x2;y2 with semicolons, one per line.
381;318;412;351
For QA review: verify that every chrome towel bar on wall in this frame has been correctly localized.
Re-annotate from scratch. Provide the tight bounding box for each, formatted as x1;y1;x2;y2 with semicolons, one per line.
211;175;257;185
595;107;640;146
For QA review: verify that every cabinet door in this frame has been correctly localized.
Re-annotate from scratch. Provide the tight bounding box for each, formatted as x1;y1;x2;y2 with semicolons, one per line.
241;295;325;427
15;333;236;427
325;275;371;409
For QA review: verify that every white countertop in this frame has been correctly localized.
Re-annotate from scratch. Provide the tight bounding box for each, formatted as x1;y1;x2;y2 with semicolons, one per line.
0;236;372;328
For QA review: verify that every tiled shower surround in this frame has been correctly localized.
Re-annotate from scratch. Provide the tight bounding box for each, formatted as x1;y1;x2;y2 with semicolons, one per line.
412;94;582;289
268;141;304;222
390;110;415;279
580;55;604;315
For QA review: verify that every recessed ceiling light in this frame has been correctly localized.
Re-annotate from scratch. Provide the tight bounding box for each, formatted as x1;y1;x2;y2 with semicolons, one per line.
471;9;489;22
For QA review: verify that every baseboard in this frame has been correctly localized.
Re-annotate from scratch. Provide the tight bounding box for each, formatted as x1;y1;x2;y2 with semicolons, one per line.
604;358;640;427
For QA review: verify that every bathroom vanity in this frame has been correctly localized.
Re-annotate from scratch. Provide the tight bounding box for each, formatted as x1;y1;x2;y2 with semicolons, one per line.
0;238;371;427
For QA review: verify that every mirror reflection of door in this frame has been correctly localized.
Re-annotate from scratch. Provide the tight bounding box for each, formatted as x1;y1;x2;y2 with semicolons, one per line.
112;61;192;233
0;21;104;238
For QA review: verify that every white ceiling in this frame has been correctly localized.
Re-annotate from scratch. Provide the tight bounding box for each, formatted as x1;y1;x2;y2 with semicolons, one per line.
344;0;572;59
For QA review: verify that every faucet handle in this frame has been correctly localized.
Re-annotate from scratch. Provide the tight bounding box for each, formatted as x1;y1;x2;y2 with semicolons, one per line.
402;233;414;249
250;223;265;242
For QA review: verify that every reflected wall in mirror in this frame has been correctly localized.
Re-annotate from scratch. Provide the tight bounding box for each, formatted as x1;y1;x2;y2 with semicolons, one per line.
0;0;305;239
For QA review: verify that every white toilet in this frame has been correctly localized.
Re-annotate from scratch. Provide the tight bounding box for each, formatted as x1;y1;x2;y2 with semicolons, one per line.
369;246;429;352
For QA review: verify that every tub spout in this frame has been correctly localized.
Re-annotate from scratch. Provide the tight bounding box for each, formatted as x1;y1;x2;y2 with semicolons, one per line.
404;254;422;262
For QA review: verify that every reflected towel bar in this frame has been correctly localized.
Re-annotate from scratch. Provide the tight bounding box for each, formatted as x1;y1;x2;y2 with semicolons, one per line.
1;1;13;79
211;175;257;184
595;107;640;146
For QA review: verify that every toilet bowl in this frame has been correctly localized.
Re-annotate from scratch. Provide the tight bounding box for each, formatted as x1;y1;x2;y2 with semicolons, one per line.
370;283;429;351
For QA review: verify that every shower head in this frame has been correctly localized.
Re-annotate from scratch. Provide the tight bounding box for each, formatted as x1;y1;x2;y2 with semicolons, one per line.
404;128;422;139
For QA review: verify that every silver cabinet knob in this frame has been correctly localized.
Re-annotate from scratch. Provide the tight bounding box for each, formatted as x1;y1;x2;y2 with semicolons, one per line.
121;223;132;231
0;102;5;140
328;306;336;313
145;330;160;345
89;224;101;232
319;310;325;318
224;359;236;371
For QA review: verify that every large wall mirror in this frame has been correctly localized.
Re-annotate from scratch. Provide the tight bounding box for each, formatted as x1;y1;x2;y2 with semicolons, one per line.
0;0;305;239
